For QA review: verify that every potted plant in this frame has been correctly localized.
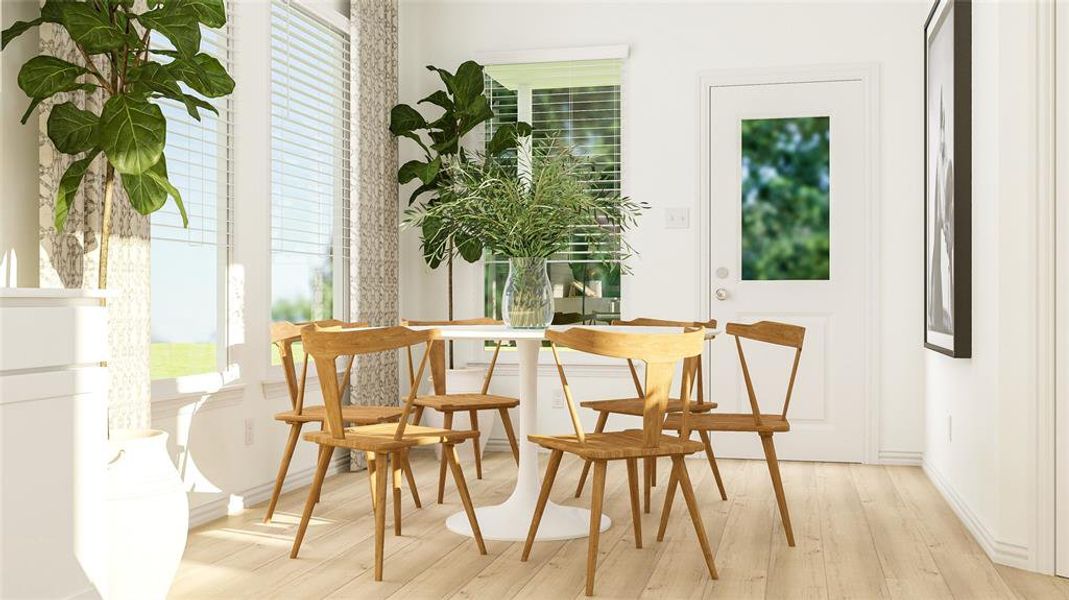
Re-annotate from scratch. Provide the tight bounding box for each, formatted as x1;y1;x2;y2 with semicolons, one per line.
404;137;646;329
2;2;234;597
390;60;529;357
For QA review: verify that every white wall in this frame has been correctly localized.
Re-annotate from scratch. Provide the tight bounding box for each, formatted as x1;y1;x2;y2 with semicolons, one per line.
398;0;929;460
1;0;41;288
923;0;1054;573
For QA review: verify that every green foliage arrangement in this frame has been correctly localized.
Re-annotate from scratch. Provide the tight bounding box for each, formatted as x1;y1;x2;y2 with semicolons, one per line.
389;60;529;321
404;138;645;267
2;0;235;288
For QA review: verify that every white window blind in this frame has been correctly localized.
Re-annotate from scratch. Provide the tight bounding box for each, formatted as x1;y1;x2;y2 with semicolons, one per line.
269;0;351;325
483;59;625;324
150;18;233;380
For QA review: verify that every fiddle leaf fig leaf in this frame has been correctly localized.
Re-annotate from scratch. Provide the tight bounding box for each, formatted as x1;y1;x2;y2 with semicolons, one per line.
127;61;182;98
390;104;427;136
486;122;532;158
418;90;453;111
54;149;101;231
60;3;126;54
408;182;436;205
17;56;88;99
2;19;42;51
17;57;94;124
121;157;169;215
399;131;430;156
99;95;166;175
458;95;493;137
138;3;201;58
123;157;187;226
47;102;99;154
451;61;485;109
455;230;482;263
173;0;227;28
425;65;455;95
167;53;234;97
398;158;440;186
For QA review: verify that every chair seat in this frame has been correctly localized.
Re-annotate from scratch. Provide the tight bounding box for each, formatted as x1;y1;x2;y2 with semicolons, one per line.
528;429;705;460
413;393;519;411
663;412;791;433
579;397;718;416
304;422;479;451
274;404;403;425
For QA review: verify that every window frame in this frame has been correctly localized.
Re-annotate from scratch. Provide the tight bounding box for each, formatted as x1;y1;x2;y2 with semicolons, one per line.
149;6;238;399
265;0;352;377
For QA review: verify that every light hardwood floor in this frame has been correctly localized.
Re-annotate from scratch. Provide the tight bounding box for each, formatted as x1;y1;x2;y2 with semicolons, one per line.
171;451;1069;599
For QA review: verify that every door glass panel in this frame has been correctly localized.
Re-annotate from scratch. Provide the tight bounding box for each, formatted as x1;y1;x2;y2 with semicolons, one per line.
740;116;830;280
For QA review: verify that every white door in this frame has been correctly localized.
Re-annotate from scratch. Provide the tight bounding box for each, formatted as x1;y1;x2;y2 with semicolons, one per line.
702;75;872;463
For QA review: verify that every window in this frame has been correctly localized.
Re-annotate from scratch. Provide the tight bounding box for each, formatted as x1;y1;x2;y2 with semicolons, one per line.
740;116;830;280
150;20;233;380
483;58;624;325
269;0;350;356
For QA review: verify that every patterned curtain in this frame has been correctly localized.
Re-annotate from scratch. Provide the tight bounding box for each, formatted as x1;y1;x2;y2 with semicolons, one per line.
37;16;151;431
349;0;400;470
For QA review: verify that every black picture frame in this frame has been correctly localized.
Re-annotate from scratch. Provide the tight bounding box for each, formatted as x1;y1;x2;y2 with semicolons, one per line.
924;0;971;358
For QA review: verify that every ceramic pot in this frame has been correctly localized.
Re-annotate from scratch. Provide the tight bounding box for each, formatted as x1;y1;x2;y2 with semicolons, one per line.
105;429;188;600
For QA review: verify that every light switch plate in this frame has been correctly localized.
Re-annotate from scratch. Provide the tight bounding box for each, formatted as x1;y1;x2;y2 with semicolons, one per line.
665;207;690;229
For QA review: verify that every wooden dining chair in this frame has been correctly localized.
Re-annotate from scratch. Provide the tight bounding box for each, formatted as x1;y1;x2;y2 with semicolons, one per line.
290;325;486;581
521;326;717;596
264;320;421;523
403;317;520;503
574;317;725;513
659;320;805;547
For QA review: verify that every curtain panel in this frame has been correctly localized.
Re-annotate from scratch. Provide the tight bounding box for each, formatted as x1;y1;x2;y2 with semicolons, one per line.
349;0;400;470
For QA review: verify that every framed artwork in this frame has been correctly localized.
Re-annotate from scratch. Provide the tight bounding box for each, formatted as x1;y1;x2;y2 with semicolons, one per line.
924;0;971;357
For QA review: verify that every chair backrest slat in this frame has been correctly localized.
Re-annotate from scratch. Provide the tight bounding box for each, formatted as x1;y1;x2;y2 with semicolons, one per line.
725;320;806;424
271;320;368;414
612;318;717;404
547;326;706;448
301;325;438;439
402;318;506;395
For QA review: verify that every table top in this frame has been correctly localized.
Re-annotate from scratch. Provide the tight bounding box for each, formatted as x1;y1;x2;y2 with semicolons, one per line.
406;324;718;341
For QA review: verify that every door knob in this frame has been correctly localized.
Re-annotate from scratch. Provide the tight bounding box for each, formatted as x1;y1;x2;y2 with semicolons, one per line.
714;288;729;301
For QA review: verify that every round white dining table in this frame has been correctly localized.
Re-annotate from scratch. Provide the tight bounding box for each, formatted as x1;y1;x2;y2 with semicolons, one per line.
411;324;716;542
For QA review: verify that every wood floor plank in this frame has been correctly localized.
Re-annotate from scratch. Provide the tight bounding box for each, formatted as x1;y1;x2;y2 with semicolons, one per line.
700;460;775;600
886;466;1018;599
850;465;952;599
169;455;1068;600
765;461;828;600
510;461;632;599
994;565;1069;600
640;458;733;600
816;462;889;600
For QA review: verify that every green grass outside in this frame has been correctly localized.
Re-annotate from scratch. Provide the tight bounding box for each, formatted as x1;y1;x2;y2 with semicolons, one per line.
151;343;217;380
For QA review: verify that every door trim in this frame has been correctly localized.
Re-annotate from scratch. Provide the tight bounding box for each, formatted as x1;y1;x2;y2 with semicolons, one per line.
697;64;882;464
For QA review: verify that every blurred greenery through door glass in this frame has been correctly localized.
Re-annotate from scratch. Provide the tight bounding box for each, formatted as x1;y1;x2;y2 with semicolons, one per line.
741;116;830;280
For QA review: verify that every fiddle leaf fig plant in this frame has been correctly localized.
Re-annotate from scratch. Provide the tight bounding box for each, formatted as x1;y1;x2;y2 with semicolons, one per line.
390;60;530;322
2;0;235;289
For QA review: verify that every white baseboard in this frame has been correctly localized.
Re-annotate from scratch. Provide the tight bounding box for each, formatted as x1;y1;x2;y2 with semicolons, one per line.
877;449;924;465
922;460;1032;570
188;452;351;529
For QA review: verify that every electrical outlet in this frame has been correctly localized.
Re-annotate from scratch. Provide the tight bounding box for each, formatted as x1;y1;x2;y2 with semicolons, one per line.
552;389;565;409
947;414;952;443
664;207;690;229
245;418;255;446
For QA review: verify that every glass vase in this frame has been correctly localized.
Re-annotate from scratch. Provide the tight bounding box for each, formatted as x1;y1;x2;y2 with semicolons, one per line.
502;257;554;329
